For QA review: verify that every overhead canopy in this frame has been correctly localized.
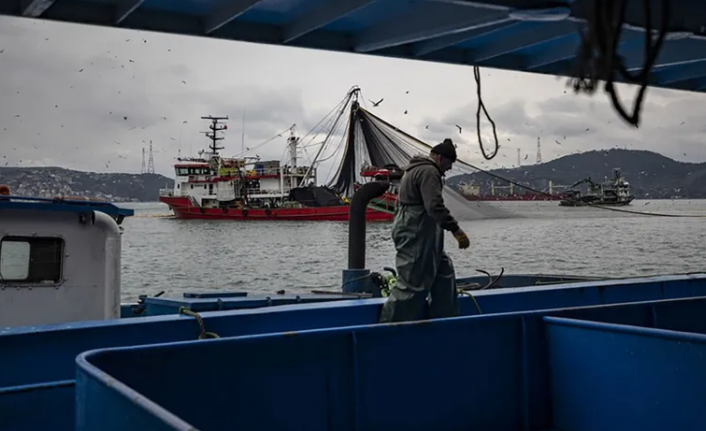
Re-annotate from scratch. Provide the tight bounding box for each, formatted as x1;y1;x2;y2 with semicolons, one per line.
3;0;706;93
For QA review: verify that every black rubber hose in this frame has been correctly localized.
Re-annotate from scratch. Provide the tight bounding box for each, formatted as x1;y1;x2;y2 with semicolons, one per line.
348;181;390;269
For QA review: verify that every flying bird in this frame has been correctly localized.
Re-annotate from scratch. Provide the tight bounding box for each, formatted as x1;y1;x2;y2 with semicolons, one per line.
370;98;384;107
455;125;462;133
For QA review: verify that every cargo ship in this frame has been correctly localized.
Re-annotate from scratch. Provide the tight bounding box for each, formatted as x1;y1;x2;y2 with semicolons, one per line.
464;193;562;201
457;181;564;201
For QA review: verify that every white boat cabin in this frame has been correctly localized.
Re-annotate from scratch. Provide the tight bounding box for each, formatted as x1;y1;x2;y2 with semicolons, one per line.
0;195;133;327
159;122;318;209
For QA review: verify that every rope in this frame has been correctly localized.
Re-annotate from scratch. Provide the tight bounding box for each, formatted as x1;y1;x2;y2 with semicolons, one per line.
459;290;483;315
581;203;706;218
230;126;295;159
569;0;670;127
178;306;220;339
473;66;500;160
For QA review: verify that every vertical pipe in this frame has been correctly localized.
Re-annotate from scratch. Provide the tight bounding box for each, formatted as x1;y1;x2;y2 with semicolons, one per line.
347;181;390;270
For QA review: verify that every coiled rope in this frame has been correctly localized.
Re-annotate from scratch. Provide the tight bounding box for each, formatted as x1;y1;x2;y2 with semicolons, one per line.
472;1;670;157
473;65;500;161
179;306;220;339
569;0;671;127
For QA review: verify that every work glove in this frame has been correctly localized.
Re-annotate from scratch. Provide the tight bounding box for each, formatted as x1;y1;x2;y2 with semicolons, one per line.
453;229;470;249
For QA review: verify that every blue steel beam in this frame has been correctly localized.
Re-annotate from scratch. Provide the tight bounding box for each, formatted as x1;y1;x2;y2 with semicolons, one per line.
625;39;706;71
115;0;146;25
469;21;572;64
353;2;510;53
524;36;578;71
282;0;376;44
666;76;706;92
650;61;706;86
412;21;517;57
203;0;263;35
20;0;55;16
693;77;706;91
528;30;645;73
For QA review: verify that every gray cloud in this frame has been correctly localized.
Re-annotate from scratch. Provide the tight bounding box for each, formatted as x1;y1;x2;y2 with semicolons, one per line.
1;15;706;183
413;87;706;171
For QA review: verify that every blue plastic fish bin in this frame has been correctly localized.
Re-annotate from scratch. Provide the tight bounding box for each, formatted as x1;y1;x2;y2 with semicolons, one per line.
5;274;706;431
76;305;706;431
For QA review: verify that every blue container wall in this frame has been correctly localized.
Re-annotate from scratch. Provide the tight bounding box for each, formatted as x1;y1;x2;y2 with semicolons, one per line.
4;274;706;431
545;317;706;431
77;306;706;431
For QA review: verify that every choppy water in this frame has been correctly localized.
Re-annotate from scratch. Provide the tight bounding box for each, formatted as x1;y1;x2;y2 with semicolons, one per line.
119;200;706;301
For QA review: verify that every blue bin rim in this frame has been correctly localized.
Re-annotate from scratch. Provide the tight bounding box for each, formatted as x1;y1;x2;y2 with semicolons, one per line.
76;295;706;431
544;315;706;343
76;351;196;430
77;293;706;393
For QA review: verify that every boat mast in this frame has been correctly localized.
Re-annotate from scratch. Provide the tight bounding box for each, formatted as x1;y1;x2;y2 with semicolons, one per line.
200;115;229;157
298;88;360;187
241;109;245;154
283;124;297;198
287;125;298;168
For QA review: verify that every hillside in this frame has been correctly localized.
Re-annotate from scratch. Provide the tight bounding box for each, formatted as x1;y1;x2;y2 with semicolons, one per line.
447;149;706;199
0;167;173;202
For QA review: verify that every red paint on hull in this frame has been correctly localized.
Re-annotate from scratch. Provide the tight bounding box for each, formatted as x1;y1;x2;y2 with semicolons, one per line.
159;196;393;221
464;194;562;201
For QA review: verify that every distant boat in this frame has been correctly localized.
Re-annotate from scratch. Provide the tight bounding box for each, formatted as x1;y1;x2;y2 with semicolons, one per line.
560;168;635;207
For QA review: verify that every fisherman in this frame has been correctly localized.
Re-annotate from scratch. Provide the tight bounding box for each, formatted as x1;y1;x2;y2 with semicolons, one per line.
379;138;470;323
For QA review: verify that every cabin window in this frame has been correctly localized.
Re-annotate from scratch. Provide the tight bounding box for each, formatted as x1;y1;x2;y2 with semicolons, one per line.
0;236;64;283
175;167;210;176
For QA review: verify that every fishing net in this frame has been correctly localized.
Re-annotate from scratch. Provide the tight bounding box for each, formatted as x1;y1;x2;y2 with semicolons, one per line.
326;102;521;220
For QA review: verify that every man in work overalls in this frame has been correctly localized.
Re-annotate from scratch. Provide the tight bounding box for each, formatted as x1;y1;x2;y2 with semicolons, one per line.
379;139;470;323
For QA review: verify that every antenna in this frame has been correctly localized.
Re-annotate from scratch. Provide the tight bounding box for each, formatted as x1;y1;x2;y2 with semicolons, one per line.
141;148;146;174
147;140;155;174
517;148;521;167
241;108;245;154
536;137;542;164
200;115;229;156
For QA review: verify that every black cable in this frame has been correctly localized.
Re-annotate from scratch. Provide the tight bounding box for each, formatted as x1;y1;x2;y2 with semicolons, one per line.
474;65;500;160
570;0;671;127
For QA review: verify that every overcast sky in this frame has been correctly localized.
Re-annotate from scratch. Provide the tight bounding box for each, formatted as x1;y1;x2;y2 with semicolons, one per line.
2;15;706;181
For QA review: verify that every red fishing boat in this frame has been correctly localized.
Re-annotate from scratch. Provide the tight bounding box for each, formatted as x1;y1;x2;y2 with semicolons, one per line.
159;98;393;221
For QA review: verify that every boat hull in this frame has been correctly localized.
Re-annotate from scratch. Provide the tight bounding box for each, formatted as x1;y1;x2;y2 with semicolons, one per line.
465;194;562;201
159;196;393;221
560;196;635;207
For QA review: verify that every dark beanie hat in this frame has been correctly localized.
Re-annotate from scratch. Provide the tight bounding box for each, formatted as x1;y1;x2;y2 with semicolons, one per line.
431;138;457;162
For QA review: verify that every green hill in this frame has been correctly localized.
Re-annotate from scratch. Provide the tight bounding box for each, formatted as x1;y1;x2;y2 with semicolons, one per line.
0;166;173;202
